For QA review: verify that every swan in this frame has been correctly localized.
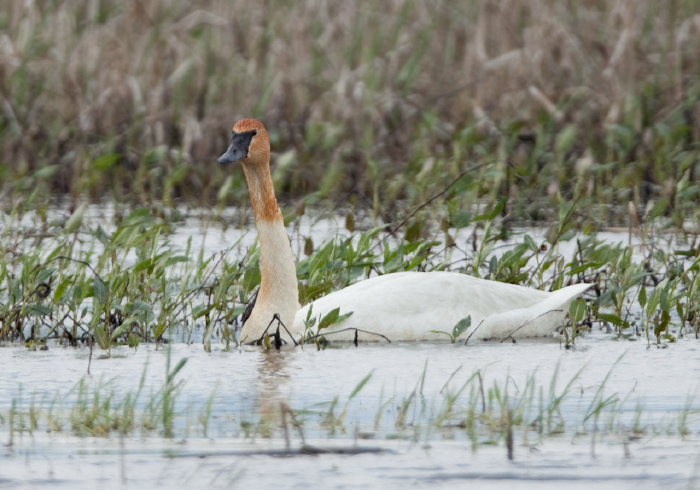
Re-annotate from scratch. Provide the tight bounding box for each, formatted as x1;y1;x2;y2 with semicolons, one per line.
217;118;592;344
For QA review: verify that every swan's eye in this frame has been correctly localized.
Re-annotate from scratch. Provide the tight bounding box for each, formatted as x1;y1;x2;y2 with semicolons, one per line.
252;129;258;135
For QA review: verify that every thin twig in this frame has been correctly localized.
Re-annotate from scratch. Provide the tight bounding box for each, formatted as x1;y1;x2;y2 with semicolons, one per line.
304;327;391;343
464;318;486;345
371;163;490;250
498;309;563;343
172;445;391;458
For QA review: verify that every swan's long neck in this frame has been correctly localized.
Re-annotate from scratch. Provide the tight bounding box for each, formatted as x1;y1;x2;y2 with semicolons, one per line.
240;162;299;342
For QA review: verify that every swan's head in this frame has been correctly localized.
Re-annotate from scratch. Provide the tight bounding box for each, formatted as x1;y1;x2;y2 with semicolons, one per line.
217;118;270;167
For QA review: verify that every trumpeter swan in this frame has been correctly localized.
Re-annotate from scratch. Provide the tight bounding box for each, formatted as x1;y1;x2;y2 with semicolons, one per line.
217;118;591;344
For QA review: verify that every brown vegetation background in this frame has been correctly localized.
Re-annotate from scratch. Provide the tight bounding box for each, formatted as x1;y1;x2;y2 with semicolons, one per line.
1;0;699;215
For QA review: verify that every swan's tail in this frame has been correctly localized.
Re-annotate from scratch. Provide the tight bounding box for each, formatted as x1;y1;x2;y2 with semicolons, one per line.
473;283;593;340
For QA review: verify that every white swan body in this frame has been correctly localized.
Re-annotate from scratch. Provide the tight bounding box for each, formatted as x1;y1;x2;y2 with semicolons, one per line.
218;119;591;344
294;272;591;341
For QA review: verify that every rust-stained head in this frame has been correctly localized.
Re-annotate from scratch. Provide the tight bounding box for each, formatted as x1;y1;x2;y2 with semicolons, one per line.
217;118;270;167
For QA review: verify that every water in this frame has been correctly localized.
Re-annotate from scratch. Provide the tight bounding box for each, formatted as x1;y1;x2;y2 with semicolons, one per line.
1;335;700;489
1;206;699;488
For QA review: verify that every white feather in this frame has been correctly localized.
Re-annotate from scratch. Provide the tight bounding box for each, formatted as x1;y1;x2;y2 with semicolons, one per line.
292;271;591;342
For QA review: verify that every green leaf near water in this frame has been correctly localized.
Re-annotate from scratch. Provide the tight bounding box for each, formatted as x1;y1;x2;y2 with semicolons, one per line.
452;315;472;339
91;153;121;171
318;307;353;330
638;286;647;309
348;371;373;400
63;203;87;234
152;322;166;339
646;286;662;318
32;164;60;179
568;298;586;324
475;199;506;221
558;201;574;224
93;324;111;350
26;304;52;316
53;277;71;303
192;303;210;319
598;313;627;328
93;276;108;306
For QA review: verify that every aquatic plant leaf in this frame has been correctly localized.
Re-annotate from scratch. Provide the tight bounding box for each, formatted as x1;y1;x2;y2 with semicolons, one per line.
91;154;120;171
26;304;52;316
523;234;538;252
318;308;340;330
555;125;577;154
318;307;353;330
568;299;586;324
348;371;373;400
93;325;110;350
451;210;472;229
167;358;188;382
63;203;87;234
110;322;132;340
475;199;506;221
558;201;574;224
93;276;108;306
53;277;71;304
646;286;662;318
152;322;166;339
638;286;647;308
32;164;60;179
452;315;472;339
192;304;210;319
598;313;627;328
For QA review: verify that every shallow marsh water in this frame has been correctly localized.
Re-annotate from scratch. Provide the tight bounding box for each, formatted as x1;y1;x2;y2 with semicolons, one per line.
2;335;700;489
1;206;699;488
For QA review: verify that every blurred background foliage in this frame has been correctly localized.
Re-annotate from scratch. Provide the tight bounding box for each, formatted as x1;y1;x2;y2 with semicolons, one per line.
0;0;699;224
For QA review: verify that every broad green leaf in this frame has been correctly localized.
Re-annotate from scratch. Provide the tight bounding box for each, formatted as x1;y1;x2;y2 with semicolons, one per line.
53;277;71;303
93;325;111;350
93;276;108;305
26;304;52;316
638;286;647;309
568;298;586;324
91;153;120;171
452;315;472;339
597;313;626;327
32;164;60;179
63;202;87;234
318;307;340;330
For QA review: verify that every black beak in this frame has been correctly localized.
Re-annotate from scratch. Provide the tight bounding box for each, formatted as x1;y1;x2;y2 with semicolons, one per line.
217;130;256;164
